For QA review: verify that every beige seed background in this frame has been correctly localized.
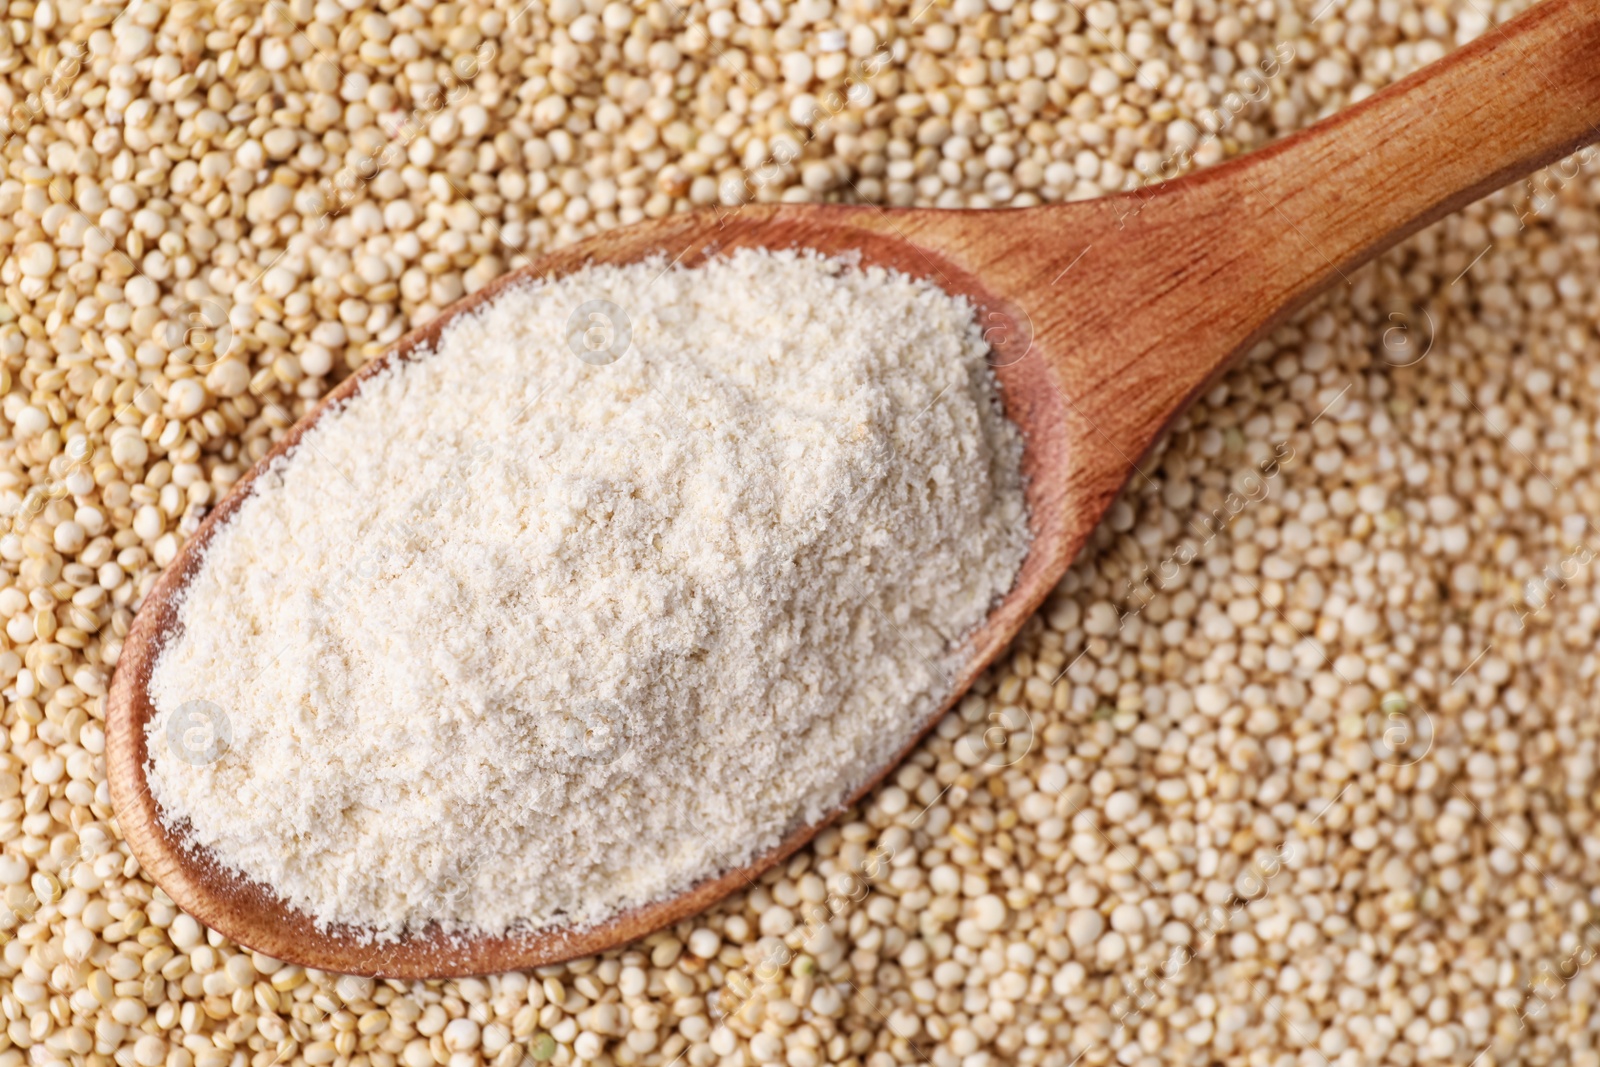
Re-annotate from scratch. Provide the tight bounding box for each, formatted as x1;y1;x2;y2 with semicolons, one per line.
2;0;1599;1064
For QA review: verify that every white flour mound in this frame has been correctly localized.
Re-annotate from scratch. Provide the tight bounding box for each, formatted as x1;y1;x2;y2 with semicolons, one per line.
146;249;1029;939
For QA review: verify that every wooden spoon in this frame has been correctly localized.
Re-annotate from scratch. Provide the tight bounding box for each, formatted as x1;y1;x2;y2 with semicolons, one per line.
107;0;1600;978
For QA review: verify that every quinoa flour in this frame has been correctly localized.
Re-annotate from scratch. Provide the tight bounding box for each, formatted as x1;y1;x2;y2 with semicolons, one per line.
145;249;1030;938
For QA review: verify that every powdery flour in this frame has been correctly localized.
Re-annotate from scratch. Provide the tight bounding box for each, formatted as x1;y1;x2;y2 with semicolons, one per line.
146;249;1029;938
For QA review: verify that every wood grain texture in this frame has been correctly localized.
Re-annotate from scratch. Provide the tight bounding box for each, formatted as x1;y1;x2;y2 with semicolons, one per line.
106;0;1600;978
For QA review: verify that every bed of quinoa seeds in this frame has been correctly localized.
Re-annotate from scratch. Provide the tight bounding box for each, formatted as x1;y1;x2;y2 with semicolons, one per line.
2;0;1599;1066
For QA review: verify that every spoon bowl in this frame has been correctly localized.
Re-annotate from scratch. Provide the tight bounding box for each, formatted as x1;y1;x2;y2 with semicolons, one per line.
108;0;1600;977
106;203;1078;977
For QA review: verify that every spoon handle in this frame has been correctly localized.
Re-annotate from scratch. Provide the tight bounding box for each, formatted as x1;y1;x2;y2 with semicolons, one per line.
994;0;1600;525
1203;0;1600;318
